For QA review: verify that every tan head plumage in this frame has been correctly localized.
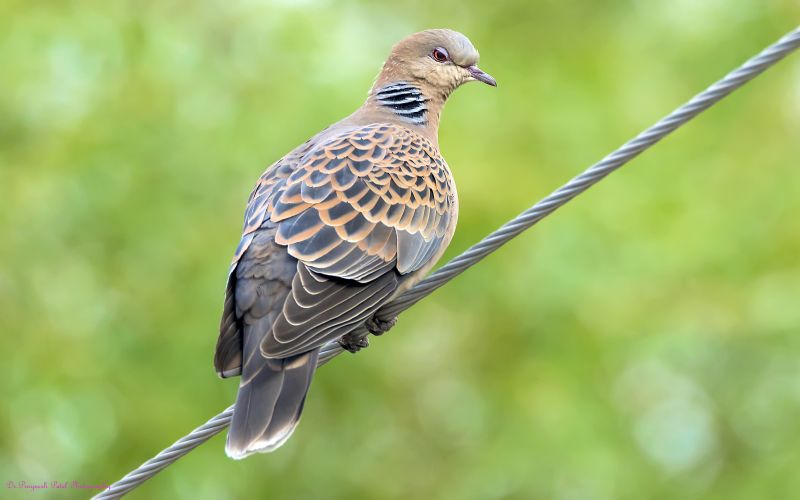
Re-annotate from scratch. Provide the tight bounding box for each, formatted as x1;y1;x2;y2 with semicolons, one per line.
349;29;495;140
373;29;496;97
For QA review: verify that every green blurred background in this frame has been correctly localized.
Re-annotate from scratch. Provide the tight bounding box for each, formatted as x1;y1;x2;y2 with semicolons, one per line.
2;1;800;498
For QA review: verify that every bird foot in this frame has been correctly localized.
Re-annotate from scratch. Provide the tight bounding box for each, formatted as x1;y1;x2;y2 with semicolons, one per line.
339;332;369;353
365;315;397;336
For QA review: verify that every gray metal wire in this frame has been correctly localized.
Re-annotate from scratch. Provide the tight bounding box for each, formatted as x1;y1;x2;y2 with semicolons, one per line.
94;26;800;499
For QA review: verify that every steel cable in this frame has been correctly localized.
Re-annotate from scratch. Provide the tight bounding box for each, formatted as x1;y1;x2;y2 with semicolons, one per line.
94;26;800;499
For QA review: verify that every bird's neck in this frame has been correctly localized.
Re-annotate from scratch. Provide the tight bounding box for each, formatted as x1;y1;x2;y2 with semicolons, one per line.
348;80;445;145
372;81;429;126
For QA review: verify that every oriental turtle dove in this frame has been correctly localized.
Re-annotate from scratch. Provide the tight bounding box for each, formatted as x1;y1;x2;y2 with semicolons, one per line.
215;28;496;459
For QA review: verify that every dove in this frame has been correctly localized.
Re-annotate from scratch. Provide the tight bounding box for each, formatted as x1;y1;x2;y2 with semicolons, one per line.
214;28;496;459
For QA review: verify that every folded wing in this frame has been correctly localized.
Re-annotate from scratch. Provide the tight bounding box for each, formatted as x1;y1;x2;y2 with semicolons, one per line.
217;123;455;366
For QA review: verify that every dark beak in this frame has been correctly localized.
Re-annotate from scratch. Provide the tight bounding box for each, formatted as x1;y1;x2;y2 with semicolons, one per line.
467;65;497;87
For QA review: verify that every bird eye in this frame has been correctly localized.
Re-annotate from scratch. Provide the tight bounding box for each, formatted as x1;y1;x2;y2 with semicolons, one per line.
431;47;449;63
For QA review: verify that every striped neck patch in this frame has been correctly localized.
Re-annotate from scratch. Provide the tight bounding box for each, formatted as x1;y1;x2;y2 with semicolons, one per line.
375;82;428;126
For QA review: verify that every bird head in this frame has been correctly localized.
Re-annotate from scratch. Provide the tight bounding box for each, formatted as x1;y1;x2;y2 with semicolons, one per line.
376;29;496;99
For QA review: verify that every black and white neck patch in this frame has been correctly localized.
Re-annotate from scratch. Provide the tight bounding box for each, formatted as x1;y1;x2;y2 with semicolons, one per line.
375;82;428;126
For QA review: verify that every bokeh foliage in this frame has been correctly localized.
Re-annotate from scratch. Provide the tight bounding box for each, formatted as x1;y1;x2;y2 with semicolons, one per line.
2;0;800;498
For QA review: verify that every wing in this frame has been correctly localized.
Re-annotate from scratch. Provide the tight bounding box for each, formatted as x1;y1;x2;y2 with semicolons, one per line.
262;123;454;358
273;123;454;279
216;123;455;371
216;138;317;377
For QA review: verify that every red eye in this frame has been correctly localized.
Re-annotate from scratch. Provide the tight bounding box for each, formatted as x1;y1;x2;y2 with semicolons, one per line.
431;47;449;63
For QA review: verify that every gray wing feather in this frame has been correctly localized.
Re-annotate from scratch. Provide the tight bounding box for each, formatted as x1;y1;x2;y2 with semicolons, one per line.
215;123;455;456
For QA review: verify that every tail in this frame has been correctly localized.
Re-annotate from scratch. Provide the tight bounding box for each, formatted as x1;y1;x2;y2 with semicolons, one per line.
225;348;319;459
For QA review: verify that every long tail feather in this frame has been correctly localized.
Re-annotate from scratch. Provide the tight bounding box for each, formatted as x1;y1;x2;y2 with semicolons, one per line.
225;349;319;459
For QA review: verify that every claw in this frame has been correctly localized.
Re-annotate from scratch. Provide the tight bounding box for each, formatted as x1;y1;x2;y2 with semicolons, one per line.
365;315;397;336
339;333;369;353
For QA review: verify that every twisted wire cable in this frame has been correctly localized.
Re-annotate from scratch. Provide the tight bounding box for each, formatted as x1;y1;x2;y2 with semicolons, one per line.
94;26;800;499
